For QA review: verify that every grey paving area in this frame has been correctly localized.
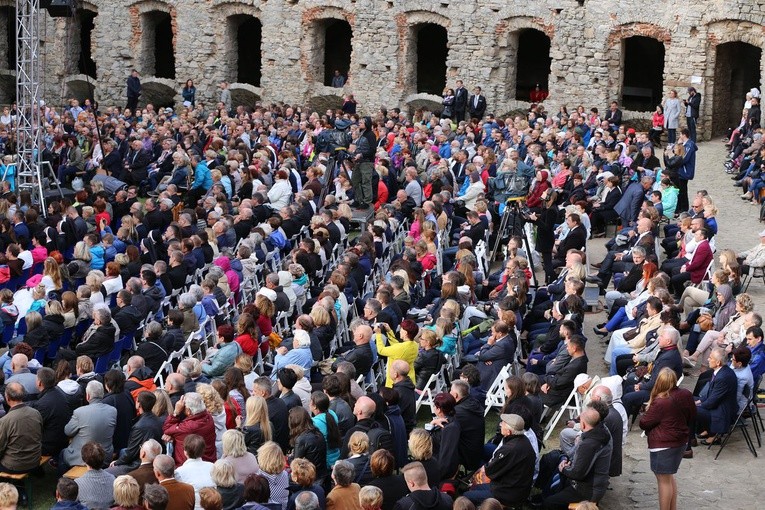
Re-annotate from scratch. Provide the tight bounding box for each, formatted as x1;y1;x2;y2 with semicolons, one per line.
561;140;765;509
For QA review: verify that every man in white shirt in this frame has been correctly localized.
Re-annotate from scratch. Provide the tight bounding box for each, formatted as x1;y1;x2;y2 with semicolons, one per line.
174;435;214;510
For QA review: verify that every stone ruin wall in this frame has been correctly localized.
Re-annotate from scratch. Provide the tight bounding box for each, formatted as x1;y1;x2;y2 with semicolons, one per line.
21;0;765;139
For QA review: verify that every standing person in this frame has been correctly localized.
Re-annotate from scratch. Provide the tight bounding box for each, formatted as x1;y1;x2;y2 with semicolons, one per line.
454;80;468;123
663;90;681;145
676;128;697;213
639;368;696;510
468;87;487;121
126;70;141;113
683;87;701;142
351;117;376;210
182;80;196;108
440;89;455;120
220;82;232;113
332;70;346;88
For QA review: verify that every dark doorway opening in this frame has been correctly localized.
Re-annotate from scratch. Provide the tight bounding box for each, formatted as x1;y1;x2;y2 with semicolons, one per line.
0;7;16;71
78;9;97;77
415;24;448;95
621;36;665;111
712;42;762;136
236;16;262;86
323;19;352;86
153;12;175;79
515;29;551;101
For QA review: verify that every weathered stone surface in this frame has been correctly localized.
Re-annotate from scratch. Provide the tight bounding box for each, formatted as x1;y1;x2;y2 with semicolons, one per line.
0;1;762;139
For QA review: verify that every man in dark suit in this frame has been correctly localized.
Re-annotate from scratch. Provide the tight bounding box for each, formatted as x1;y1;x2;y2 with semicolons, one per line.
614;176;654;228
454;80;468;122
126;440;161;495
541;335;588;408
450;149;470;186
695;348;738;441
468;86;487;121
684;87;701;142
102;140;125;179
252;376;289;453
622;326;683;418
553;213;587;269
604;101;623;130
476;321;517;391
109;392;164;475
125;139;153;186
154;454;195;510
631;144;661;176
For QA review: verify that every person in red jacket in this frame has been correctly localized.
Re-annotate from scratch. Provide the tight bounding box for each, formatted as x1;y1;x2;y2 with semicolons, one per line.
639;367;696;510
525;170;550;209
162;392;217;466
235;313;260;357
669;227;714;299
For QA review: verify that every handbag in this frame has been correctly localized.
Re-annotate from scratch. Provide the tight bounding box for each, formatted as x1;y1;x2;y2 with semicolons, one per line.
698;313;714;332
623;326;640;341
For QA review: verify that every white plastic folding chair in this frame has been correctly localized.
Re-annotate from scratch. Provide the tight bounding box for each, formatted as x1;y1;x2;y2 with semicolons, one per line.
154;360;173;388
484;364;512;416
542;384;584;441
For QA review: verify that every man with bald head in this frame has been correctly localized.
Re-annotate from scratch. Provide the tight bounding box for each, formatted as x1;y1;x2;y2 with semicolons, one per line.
165;373;186;407
391;360;416;433
540;407;613;509
333;324;374;378
340;396;392;458
7;354;39;396
0;382;43;473
154;454;194;510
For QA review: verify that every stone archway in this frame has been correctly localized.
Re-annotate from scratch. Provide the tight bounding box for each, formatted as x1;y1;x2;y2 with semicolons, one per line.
140;78;178;108
301;8;356;87
395;11;451;96
704;20;765;138
229;83;261;108
404;93;443;116
0;70;14;105
605;23;671;109
64;75;97;103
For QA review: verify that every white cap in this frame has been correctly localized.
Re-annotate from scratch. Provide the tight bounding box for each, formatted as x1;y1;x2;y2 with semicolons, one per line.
257;288;277;302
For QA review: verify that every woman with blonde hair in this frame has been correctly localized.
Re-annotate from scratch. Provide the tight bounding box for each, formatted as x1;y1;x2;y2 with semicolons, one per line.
212;459;245;510
413;329;444;390
239;395;273;456
346;431;373;484
152;389;173;420
112;475;142;510
197;383;227;457
359;486;383;510
86;270;105;305
408;429;439;487
256;441;289;509
288;458;326;510
222;429;260;483
639;366;696;510
32;256;62;292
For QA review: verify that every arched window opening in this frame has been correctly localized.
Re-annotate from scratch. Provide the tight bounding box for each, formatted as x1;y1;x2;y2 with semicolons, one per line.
515;29;551;101
712;41;762;136
414;23;448;95
322;19;352;86
77;9;97;77
621;36;665;111
141;10;175;79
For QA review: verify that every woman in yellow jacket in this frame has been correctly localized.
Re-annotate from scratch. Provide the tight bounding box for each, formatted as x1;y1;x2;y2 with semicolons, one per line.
375;319;419;387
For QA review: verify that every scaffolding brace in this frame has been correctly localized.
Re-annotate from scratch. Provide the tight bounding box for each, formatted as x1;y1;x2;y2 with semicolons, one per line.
15;0;46;214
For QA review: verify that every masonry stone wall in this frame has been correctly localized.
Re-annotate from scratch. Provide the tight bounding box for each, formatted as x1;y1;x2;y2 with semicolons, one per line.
31;0;765;139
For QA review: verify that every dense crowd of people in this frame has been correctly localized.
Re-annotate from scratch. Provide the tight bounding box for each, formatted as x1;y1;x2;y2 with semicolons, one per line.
0;80;759;510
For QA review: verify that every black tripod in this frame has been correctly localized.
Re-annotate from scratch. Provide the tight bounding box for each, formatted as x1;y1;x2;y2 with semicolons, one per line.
490;197;538;288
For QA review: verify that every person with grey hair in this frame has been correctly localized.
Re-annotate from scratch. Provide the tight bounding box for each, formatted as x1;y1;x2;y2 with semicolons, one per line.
135;321;167;375
326;460;359;508
153;454;195;509
162;393;217;465
273;329;313;377
0;382;42;474
178;291;200;335
61;380;117;472
461;414;535;507
53;305;117;366
126;439;162;491
603;245;647;311
295;490;320;510
142;483;169;510
178;358;210;394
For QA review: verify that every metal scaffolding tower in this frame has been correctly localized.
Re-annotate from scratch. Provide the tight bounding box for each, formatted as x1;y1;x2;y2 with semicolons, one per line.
15;0;46;212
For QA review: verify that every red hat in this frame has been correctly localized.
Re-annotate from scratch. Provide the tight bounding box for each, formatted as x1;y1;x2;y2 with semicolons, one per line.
627;128;636;135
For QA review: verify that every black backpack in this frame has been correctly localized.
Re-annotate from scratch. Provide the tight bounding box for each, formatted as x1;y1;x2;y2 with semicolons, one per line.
366;425;394;455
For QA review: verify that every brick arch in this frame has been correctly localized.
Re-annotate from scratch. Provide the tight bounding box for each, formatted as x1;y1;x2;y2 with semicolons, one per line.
494;17;554;104
395;11;451;93
604;23;671;107
128;0;177;59
300;7;356;86
704;20;765;137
